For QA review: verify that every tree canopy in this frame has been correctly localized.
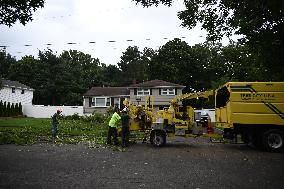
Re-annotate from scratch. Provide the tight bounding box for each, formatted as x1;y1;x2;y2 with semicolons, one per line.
0;38;281;106
133;0;284;78
0;0;45;26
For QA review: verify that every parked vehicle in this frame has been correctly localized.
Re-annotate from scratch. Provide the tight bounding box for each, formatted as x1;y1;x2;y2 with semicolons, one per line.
123;82;284;152
194;110;209;128
215;82;284;152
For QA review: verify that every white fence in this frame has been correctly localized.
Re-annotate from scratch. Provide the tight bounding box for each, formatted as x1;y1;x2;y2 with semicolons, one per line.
22;105;216;121
22;105;83;118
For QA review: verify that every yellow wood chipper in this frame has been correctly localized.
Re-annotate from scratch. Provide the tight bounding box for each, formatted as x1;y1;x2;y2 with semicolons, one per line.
122;90;214;147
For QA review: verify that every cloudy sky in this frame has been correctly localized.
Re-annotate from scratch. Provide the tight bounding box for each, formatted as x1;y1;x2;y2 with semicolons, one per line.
0;0;209;65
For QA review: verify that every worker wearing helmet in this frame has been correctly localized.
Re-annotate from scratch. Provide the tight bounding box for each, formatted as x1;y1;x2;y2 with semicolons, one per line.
107;108;121;146
51;109;62;143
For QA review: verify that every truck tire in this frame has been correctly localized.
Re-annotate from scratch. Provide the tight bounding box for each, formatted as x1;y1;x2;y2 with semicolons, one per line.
262;129;284;152
150;131;166;147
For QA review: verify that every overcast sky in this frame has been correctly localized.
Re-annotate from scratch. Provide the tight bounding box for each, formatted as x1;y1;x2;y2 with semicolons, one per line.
0;0;209;65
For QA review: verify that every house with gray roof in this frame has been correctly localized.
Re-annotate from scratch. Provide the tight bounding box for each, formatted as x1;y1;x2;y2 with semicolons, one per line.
83;79;185;114
0;79;34;105
128;79;185;107
83;87;130;114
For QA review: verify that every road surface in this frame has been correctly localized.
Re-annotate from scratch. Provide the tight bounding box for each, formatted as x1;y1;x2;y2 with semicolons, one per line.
1;137;283;189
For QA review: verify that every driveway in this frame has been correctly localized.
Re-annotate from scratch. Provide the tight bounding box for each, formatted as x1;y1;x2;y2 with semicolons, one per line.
0;137;283;189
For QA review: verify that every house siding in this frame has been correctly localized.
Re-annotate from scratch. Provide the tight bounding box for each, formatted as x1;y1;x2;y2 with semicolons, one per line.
83;96;128;114
84;106;107;114
83;80;185;114
129;88;183;106
0;87;33;105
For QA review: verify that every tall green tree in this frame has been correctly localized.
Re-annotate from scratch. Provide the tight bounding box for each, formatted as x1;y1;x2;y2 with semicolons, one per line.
15;103;19;116
60;50;102;105
148;38;205;90
8;55;48;105
8;55;40;87
141;47;157;81
38;49;70;105
3;101;7;117
0;50;17;79
219;43;267;82
6;102;11;117
0;100;3;117
0;0;45;26
7;49;104;105
99;63;122;87
133;0;284;80
19;103;23;115
10;103;15;116
118;46;151;85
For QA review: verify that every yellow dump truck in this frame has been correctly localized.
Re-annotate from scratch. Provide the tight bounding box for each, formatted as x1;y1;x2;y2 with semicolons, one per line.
215;82;284;152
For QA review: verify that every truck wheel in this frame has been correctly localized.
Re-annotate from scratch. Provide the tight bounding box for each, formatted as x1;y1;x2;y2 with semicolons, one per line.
150;131;166;147
262;129;284;152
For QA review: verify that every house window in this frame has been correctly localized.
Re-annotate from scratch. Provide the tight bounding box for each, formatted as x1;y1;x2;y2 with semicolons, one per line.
12;88;15;93
21;90;25;94
161;88;175;95
137;89;150;96
92;97;111;107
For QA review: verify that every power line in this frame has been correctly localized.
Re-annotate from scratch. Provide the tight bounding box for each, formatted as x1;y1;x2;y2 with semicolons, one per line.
0;35;203;50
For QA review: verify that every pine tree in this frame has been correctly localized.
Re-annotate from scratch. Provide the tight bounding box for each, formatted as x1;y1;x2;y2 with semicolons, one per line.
7;102;11;117
3;101;7;117
0;101;3;117
15;103;19;116
19;102;23;115
11;103;15;116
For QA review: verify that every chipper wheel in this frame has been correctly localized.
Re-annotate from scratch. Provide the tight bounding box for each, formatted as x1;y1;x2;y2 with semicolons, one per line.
150;131;166;147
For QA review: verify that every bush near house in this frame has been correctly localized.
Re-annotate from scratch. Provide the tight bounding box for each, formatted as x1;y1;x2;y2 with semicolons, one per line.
0;101;23;117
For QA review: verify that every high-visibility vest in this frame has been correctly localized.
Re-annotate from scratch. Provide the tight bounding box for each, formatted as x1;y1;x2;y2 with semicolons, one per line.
109;112;121;127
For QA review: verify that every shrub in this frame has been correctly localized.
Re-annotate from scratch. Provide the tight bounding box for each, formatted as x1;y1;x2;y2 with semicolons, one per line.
106;106;114;116
0;101;3;117
19;103;23;115
11;103;15;116
3;101;7;117
15;103;19;115
71;113;80;120
7;102;11;117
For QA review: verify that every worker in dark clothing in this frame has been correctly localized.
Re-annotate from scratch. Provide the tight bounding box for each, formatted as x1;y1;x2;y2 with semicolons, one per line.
51;110;62;143
121;108;130;147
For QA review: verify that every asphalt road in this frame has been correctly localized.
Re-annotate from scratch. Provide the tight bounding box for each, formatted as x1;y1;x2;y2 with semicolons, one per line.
1;137;284;189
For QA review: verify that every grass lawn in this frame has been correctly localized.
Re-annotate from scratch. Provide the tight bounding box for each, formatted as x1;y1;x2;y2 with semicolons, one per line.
0;117;108;145
0;117;223;145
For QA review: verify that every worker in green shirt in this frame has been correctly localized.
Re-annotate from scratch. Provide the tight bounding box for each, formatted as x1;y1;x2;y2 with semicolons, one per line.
51;109;62;143
107;108;121;145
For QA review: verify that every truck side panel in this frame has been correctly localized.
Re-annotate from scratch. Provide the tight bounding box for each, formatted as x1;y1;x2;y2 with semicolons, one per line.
230;93;284;103
216;82;284;128
230;102;284;125
216;82;284;151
